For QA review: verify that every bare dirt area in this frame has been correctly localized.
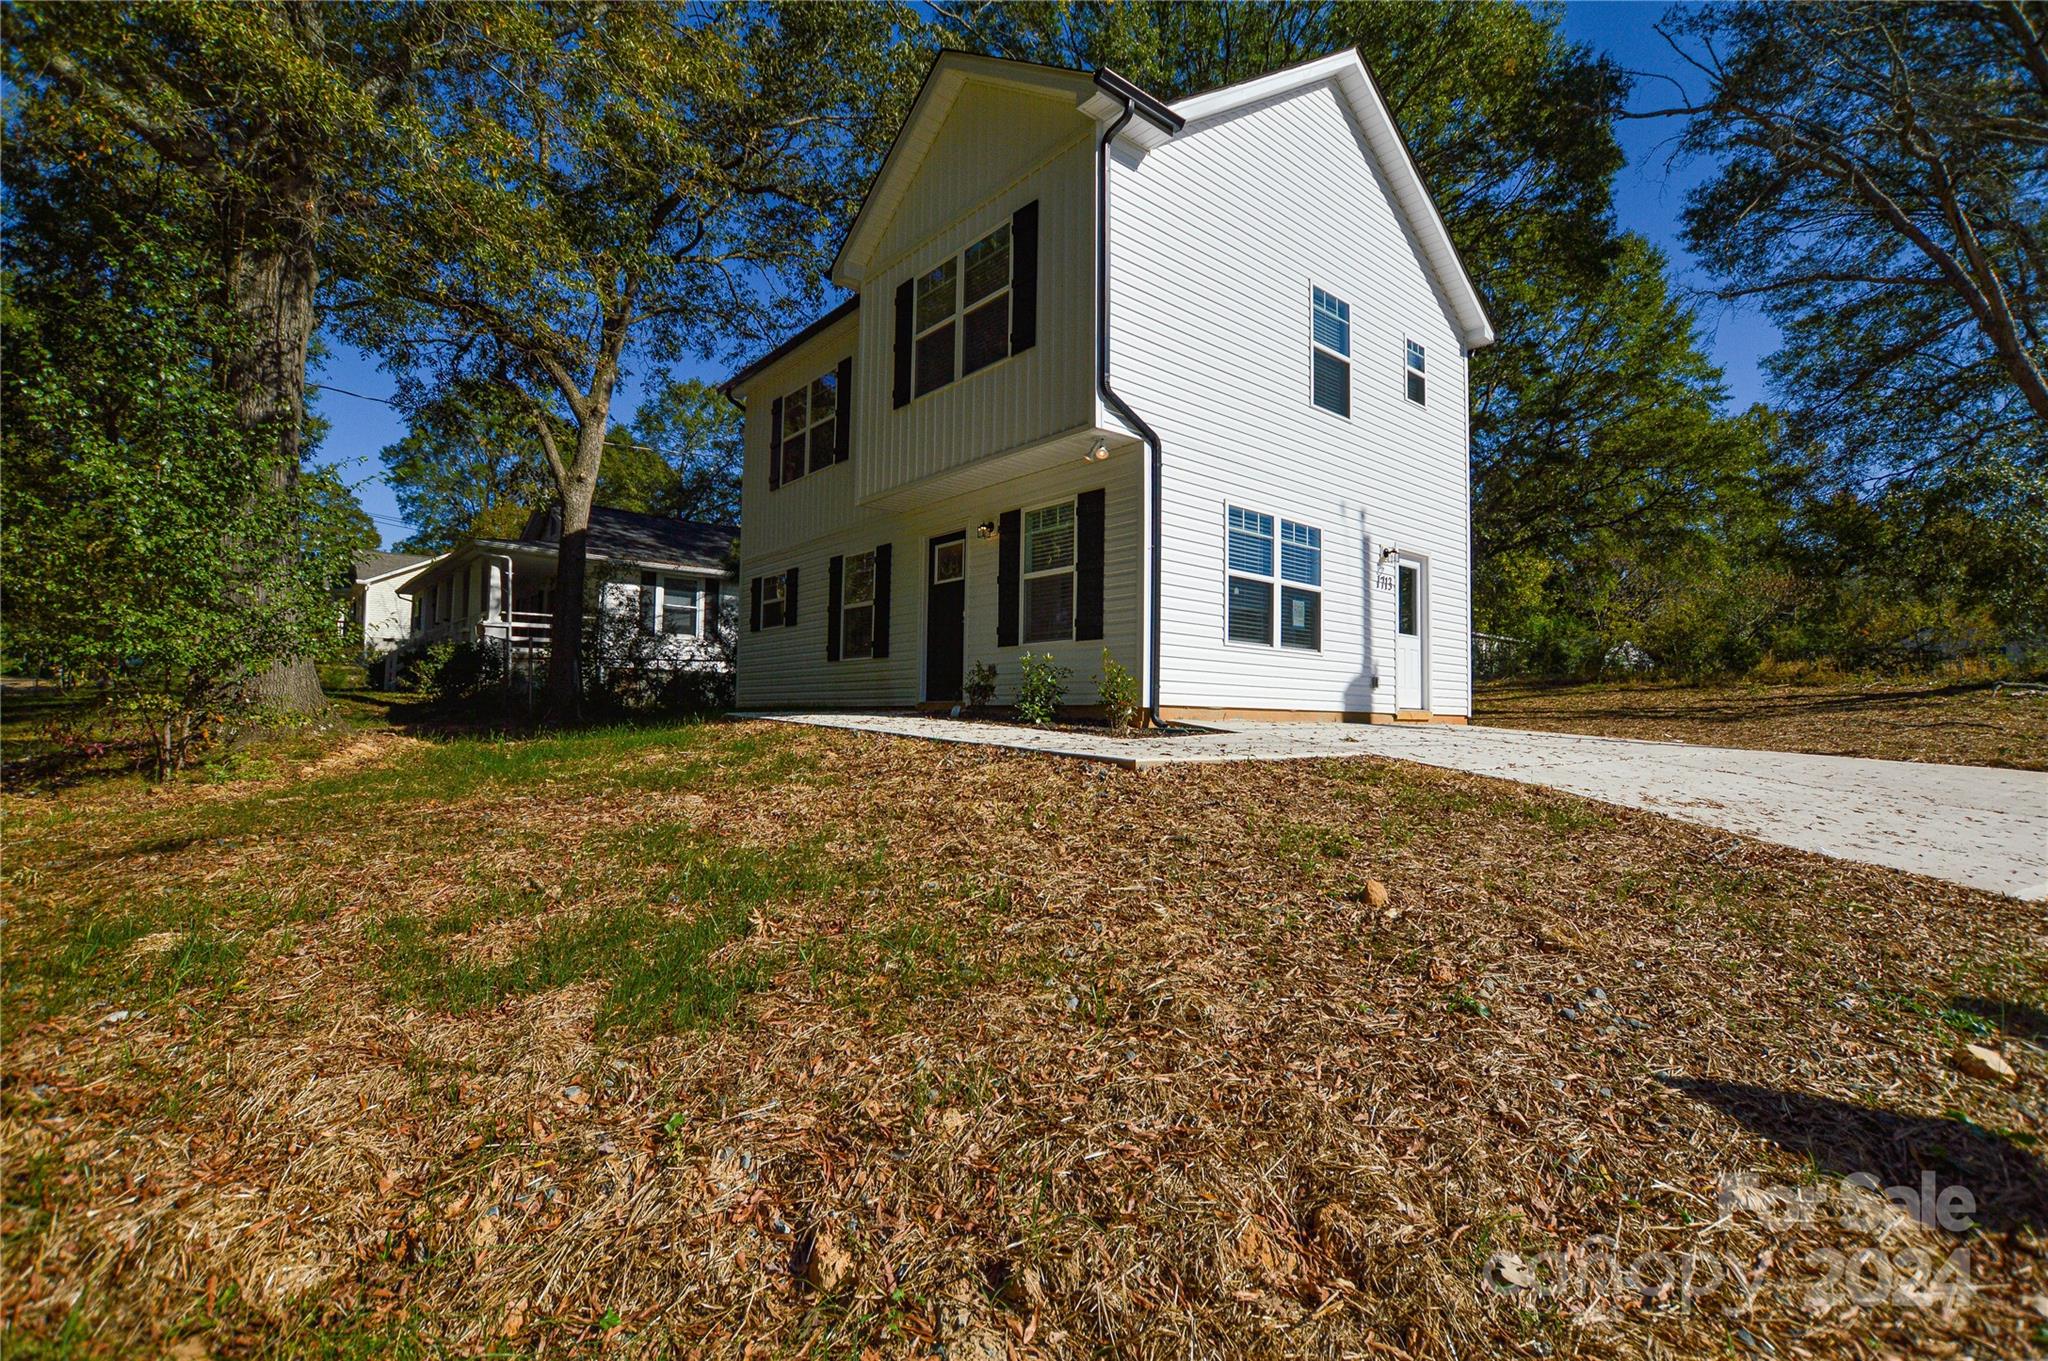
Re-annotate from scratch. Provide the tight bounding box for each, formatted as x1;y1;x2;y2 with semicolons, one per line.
1476;676;2048;771
2;717;2044;1358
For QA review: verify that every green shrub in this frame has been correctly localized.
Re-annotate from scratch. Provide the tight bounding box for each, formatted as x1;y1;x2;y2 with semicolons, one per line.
1097;648;1140;732
1014;652;1069;726
963;660;997;712
394;640;503;704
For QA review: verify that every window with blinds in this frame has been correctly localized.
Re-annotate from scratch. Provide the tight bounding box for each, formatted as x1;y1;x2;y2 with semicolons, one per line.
1022;500;1076;643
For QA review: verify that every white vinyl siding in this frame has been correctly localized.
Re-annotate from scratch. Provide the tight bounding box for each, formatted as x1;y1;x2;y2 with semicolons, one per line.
735;456;1139;711
1109;77;1473;716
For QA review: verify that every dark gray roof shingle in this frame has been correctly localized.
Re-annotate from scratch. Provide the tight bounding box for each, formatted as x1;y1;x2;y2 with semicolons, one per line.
518;506;738;571
353;549;434;582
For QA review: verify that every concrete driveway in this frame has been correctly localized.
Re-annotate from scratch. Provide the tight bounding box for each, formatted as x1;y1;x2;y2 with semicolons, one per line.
754;712;2048;900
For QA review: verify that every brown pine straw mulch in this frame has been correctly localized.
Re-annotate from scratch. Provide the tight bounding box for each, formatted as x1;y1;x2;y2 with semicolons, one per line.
2;720;2044;1358
1476;676;2048;771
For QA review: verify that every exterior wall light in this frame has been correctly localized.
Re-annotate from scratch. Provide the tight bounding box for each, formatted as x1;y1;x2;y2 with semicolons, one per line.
1085;439;1109;462
976;521;998;540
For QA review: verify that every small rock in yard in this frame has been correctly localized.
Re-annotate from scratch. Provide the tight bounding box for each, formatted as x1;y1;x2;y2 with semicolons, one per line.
794;1228;852;1294
1952;1043;2018;1086
99;1010;130;1027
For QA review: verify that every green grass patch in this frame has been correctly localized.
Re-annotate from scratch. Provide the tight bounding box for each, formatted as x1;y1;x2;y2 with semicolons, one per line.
365;832;857;1035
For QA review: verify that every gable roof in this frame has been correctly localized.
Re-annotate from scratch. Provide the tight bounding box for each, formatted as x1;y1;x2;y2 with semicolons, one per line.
722;295;859;398
1159;51;1493;349
831;51;1097;288
353;549;435;584
517;506;739;572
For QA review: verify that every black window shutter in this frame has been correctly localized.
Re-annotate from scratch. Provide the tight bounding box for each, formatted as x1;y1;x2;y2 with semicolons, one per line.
872;542;892;658
833;356;853;462
891;279;913;408
784;566;798;627
1010;200;1039;354
1075;488;1105;641
769;396;784;490
749;575;762;632
827;555;844;662
996;508;1021;647
640;569;658;632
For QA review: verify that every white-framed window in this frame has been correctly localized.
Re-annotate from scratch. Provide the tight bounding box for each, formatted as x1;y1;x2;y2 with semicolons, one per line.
1405;339;1426;405
1022;499;1076;643
645;574;703;637
761;571;788;628
1312;286;1351;417
778;368;839;485
1226;506;1321;650
840;550;877;659
913;221;1013;399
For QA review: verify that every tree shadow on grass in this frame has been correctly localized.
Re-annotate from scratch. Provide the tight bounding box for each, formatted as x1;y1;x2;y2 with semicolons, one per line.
1658;1078;2048;1233
1948;995;2048;1044
1485;678;2001;727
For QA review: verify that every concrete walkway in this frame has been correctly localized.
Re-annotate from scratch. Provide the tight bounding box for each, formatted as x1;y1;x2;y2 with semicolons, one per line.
746;711;2048;900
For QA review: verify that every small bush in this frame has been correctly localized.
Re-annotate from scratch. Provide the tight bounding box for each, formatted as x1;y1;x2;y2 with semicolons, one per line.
1015;652;1070;726
963;660;997;712
393;640;504;704
1097;648;1140;732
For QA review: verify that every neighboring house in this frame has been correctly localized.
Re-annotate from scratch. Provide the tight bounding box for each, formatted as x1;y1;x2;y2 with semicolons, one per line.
396;505;741;677
351;550;441;656
725;50;1493;723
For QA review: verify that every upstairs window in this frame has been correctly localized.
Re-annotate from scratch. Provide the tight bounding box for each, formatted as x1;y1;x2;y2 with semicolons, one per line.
1405;340;1427;405
1312;287;1351;417
1022;499;1076;643
1226;506;1322;650
779;369;839;485
913;222;1014;399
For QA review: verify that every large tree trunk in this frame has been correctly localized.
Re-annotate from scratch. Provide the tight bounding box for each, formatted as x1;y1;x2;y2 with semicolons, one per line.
225;149;325;713
543;426;605;723
229;5;327;714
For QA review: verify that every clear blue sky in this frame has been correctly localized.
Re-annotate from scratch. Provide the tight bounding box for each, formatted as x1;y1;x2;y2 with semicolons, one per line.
314;1;1777;550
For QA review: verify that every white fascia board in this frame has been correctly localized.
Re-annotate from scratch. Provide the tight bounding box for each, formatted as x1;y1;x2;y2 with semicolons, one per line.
1170;51;1495;349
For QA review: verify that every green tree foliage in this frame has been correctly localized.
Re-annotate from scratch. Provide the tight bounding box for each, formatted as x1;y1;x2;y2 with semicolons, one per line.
3;1;426;710
380;381;559;553
382;376;741;550
2;163;363;774
626;379;745;525
1665;1;2048;484
334;1;920;719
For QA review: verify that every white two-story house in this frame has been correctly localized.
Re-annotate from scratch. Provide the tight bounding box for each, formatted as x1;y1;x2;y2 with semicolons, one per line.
726;50;1493;723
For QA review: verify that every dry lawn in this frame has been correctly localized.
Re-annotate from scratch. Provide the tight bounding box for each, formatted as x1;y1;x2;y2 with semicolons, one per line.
1476;676;2048;771
2;716;2044;1360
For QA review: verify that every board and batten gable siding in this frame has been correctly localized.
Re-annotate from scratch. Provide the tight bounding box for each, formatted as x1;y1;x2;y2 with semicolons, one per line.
734;454;1141;712
737;311;860;557
852;106;1098;506
1107;79;1473;717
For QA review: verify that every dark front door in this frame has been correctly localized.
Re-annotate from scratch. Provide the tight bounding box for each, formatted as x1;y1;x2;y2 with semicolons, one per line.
925;532;967;702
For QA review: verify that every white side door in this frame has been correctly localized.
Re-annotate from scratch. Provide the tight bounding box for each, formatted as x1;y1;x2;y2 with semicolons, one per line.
1394;555;1425;712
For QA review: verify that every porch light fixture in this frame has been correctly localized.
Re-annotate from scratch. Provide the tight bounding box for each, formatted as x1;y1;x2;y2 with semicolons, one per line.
976;520;998;540
1085;439;1110;462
